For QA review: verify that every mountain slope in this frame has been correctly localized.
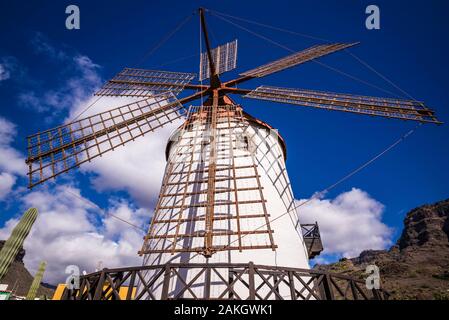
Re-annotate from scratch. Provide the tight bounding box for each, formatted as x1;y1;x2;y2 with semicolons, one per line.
0;241;54;299
315;198;449;300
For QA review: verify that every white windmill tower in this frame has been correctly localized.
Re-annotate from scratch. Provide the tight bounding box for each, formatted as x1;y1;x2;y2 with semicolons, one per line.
25;8;440;300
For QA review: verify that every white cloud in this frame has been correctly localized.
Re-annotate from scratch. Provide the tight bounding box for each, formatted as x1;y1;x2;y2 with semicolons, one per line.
73;55;101;84
0;64;10;81
19;33;102;115
0;57;19;82
0;117;26;175
0;172;16;200
0;117;26;200
0;147;26;177
0;185;148;284
18;54;101;114
30;32;68;61
298;188;393;259
0;116;16;145
82;132;173;207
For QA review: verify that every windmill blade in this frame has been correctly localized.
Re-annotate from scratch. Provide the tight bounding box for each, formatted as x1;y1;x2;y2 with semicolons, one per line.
95;68;196;97
244;86;441;124
199;39;238;81
26;93;186;188
239;43;357;78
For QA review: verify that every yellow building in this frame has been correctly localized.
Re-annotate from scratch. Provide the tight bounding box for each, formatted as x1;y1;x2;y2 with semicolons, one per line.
52;284;135;300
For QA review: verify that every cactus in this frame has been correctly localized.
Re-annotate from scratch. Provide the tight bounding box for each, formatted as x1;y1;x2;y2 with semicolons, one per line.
0;208;38;281
26;261;47;300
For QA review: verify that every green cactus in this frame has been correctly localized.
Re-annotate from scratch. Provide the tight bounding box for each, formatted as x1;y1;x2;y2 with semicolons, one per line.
26;261;47;300
0;208;38;281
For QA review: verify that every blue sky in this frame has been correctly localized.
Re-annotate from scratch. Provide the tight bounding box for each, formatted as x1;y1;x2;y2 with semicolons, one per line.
0;0;448;281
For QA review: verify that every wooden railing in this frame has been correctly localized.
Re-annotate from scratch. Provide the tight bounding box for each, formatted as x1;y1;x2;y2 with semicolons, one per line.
62;262;389;300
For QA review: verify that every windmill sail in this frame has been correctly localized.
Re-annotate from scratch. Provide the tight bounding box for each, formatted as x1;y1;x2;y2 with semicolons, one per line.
245;86;441;124
26;93;186;188
199;40;238;81
240;43;357;78
95;68;196;97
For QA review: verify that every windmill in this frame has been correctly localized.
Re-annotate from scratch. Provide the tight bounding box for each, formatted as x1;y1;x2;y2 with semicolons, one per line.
26;8;440;300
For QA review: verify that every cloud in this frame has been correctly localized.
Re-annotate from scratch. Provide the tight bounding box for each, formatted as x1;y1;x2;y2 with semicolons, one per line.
30;32;68;61
18;54;102;114
0;185;148;284
19;33;102;115
0;64;10;81
0;117;26;200
0;172;16;200
81;129;176;208
0;56;25;85
0;57;19;82
298;188;393;259
73;55;101;84
0;116;26;176
0;116;16;144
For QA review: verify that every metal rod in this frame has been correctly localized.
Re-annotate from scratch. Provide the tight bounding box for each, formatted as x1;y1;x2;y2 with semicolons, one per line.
203;89;219;257
199;8;221;88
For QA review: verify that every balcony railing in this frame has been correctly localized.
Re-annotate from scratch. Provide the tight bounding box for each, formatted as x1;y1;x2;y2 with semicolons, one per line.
62;262;389;300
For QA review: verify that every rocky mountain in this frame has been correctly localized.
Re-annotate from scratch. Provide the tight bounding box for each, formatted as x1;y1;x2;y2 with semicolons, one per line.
315;198;449;300
0;240;54;299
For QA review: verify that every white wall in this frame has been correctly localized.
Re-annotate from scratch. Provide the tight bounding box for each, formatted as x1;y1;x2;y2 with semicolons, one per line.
139;111;310;299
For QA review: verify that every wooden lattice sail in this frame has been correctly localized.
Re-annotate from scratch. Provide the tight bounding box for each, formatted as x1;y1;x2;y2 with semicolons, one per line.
26;93;186;188
95;68;196;97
